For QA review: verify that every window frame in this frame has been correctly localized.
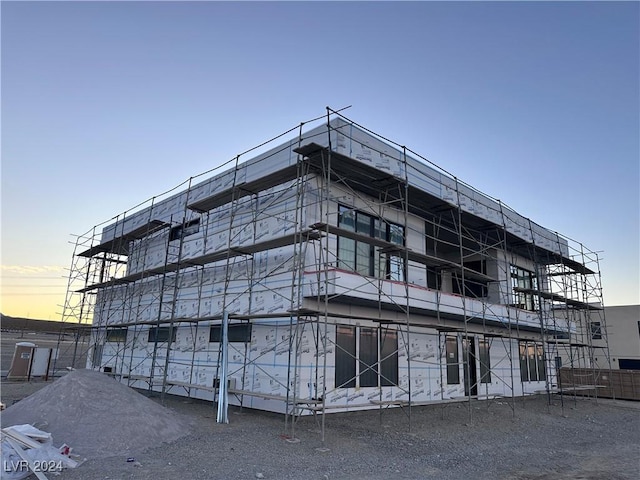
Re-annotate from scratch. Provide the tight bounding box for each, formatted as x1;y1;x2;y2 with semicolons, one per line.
590;322;602;340
519;340;546;382
148;326;177;343
335;324;399;389
169;218;200;242
510;265;539;311
478;338;491;384
105;327;128;343
445;335;460;384
209;323;252;343
337;205;405;281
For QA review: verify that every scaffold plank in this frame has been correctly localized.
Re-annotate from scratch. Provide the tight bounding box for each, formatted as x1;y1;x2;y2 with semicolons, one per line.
76;230;321;293
513;287;602;310
188;165;299;213
78;220;170;257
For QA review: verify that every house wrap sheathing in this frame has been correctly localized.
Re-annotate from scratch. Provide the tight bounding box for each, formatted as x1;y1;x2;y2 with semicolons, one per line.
65;111;608;427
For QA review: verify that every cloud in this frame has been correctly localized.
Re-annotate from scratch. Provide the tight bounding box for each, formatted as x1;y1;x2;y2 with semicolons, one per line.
1;265;67;275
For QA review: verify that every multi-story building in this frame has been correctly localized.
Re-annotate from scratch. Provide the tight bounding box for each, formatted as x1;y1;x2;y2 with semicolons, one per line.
63;111;607;429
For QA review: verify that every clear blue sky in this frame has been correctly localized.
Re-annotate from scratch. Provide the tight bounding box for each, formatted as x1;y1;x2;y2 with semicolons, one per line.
1;1;638;319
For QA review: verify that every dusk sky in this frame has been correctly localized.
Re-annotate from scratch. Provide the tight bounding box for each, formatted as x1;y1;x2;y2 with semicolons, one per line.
1;1;638;320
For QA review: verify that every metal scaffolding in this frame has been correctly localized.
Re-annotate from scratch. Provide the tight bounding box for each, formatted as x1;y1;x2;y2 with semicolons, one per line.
56;107;610;441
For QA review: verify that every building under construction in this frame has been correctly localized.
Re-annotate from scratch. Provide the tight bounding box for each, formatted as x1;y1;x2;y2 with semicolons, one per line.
61;109;610;433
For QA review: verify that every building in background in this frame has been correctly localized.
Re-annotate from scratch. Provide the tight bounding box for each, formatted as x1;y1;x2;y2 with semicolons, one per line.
60;111;608;434
595;305;639;370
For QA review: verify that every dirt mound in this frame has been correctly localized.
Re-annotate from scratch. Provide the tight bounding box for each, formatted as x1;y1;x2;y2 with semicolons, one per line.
0;369;191;458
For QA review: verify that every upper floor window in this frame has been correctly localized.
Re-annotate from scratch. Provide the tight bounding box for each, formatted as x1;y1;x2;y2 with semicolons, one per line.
170;218;200;241
510;265;539;311
453;260;488;298
337;206;404;281
590;322;602;340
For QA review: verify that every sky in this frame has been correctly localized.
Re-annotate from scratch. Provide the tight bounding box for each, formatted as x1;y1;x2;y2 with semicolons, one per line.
1;1;638;320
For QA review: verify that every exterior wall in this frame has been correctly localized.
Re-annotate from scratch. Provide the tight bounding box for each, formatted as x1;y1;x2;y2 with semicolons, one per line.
90;320;548;414
596;305;640;369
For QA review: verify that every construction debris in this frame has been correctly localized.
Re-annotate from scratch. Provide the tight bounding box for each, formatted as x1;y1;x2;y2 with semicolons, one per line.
1;424;82;480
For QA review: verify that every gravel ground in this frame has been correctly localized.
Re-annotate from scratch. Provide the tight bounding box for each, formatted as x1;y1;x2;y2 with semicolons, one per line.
2;380;639;480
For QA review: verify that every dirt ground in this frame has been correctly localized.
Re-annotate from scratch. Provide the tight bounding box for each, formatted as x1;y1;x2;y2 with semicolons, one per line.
1;379;639;480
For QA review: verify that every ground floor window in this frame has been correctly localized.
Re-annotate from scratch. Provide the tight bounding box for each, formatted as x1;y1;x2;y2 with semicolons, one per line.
446;336;491;386
519;341;546;382
618;358;640;370
91;343;103;368
335;325;398;388
445;335;460;384
555;356;563;369
148;326;177;343
478;338;491;384
209;323;252;343
106;327;128;343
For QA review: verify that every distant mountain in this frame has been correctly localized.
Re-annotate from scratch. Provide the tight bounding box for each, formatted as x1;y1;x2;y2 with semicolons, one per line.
0;313;78;334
